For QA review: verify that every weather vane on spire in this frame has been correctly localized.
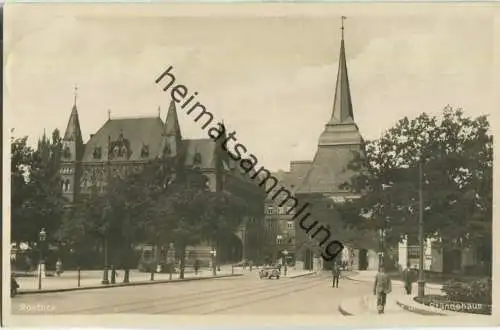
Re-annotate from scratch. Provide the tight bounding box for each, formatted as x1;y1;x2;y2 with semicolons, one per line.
341;16;347;40
73;84;78;106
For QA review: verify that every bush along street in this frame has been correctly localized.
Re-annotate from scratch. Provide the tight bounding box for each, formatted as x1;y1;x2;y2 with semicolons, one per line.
414;277;491;315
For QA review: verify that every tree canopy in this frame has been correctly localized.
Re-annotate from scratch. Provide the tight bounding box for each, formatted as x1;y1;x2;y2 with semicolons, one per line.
339;106;492;252
11;130;65;245
59;157;248;275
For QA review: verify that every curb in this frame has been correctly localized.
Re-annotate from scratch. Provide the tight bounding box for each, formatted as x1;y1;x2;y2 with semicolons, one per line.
288;272;316;279
338;303;353;316
344;273;442;291
17;274;242;295
395;299;446;316
344;273;363;282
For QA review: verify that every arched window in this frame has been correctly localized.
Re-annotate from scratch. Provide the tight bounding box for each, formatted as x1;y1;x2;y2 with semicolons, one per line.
141;144;149;158
63;146;71;158
164;144;171;156
93;146;102;159
193;152;202;165
64;180;70;192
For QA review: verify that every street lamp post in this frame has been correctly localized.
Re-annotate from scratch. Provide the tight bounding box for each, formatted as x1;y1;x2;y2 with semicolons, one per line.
101;238;109;285
210;248;217;276
38;228;47;290
378;228;384;270
417;158;426;298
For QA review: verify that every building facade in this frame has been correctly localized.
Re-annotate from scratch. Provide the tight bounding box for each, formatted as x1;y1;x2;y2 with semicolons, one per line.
262;162;311;265
289;26;378;271
59;98;266;266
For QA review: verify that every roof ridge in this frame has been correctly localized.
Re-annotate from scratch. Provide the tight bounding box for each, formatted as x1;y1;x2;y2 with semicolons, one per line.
110;115;162;120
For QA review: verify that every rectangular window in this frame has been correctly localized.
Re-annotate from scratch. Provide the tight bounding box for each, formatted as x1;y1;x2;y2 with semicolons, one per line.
266;206;274;215
408;246;420;258
287;221;294;229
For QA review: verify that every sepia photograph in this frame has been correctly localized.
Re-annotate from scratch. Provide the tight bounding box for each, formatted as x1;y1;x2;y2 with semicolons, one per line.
3;2;498;327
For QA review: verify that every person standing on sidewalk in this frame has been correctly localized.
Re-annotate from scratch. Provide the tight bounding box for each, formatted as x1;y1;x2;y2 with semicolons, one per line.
331;263;341;288
55;258;63;276
194;259;200;276
402;263;413;295
373;266;392;314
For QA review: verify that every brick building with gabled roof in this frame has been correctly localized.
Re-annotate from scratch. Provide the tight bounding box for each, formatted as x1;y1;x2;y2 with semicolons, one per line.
59;97;266;268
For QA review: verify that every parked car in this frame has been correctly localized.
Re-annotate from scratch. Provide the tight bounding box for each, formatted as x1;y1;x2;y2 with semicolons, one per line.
259;266;281;279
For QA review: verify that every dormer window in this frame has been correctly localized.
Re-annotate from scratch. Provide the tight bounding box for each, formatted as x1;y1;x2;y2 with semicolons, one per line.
63;146;71;158
93;146;102;159
120;146;128;157
193;152;202;165
164;144;171;156
141;144;150;158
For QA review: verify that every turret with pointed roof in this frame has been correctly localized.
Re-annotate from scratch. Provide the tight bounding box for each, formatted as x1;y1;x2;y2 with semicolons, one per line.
297;19;363;195
60;87;85;202
161;100;183;159
64;104;84;146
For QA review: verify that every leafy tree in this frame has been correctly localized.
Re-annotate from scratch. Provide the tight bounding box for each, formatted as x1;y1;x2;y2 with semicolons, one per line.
11;136;35;245
158;168;214;279
61;168;151;274
11;130;65;246
339;107;492;260
203;192;247;263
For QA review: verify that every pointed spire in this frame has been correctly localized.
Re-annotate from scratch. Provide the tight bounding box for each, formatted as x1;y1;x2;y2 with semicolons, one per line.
164;100;182;139
73;84;78;109
329;16;354;124
64;90;83;145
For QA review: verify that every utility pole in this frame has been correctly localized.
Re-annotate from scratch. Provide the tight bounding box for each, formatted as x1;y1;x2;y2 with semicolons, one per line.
417;158;426;298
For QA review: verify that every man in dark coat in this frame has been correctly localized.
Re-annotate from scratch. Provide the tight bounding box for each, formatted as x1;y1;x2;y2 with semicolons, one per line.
194;259;200;275
402;263;413;295
373;266;392;314
332;263;341;288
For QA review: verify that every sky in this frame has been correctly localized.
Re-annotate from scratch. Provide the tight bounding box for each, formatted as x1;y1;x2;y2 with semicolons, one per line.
4;3;498;171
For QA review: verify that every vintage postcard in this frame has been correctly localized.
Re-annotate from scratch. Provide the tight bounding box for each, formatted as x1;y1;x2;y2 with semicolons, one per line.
3;2;499;328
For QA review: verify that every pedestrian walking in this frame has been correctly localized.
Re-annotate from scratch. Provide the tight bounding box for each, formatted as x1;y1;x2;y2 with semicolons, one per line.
55;258;63;277
402;263;413;295
373;266;392;314
11;276;19;297
332;263;341;288
194;259;200;275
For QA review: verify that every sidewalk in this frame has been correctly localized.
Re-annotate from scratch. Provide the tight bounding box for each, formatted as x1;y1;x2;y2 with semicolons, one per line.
340;271;490;320
16;265;242;294
237;266;316;278
283;267;316;278
345;270;443;291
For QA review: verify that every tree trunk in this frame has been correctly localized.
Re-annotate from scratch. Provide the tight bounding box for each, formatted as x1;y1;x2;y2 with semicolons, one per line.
179;246;186;279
